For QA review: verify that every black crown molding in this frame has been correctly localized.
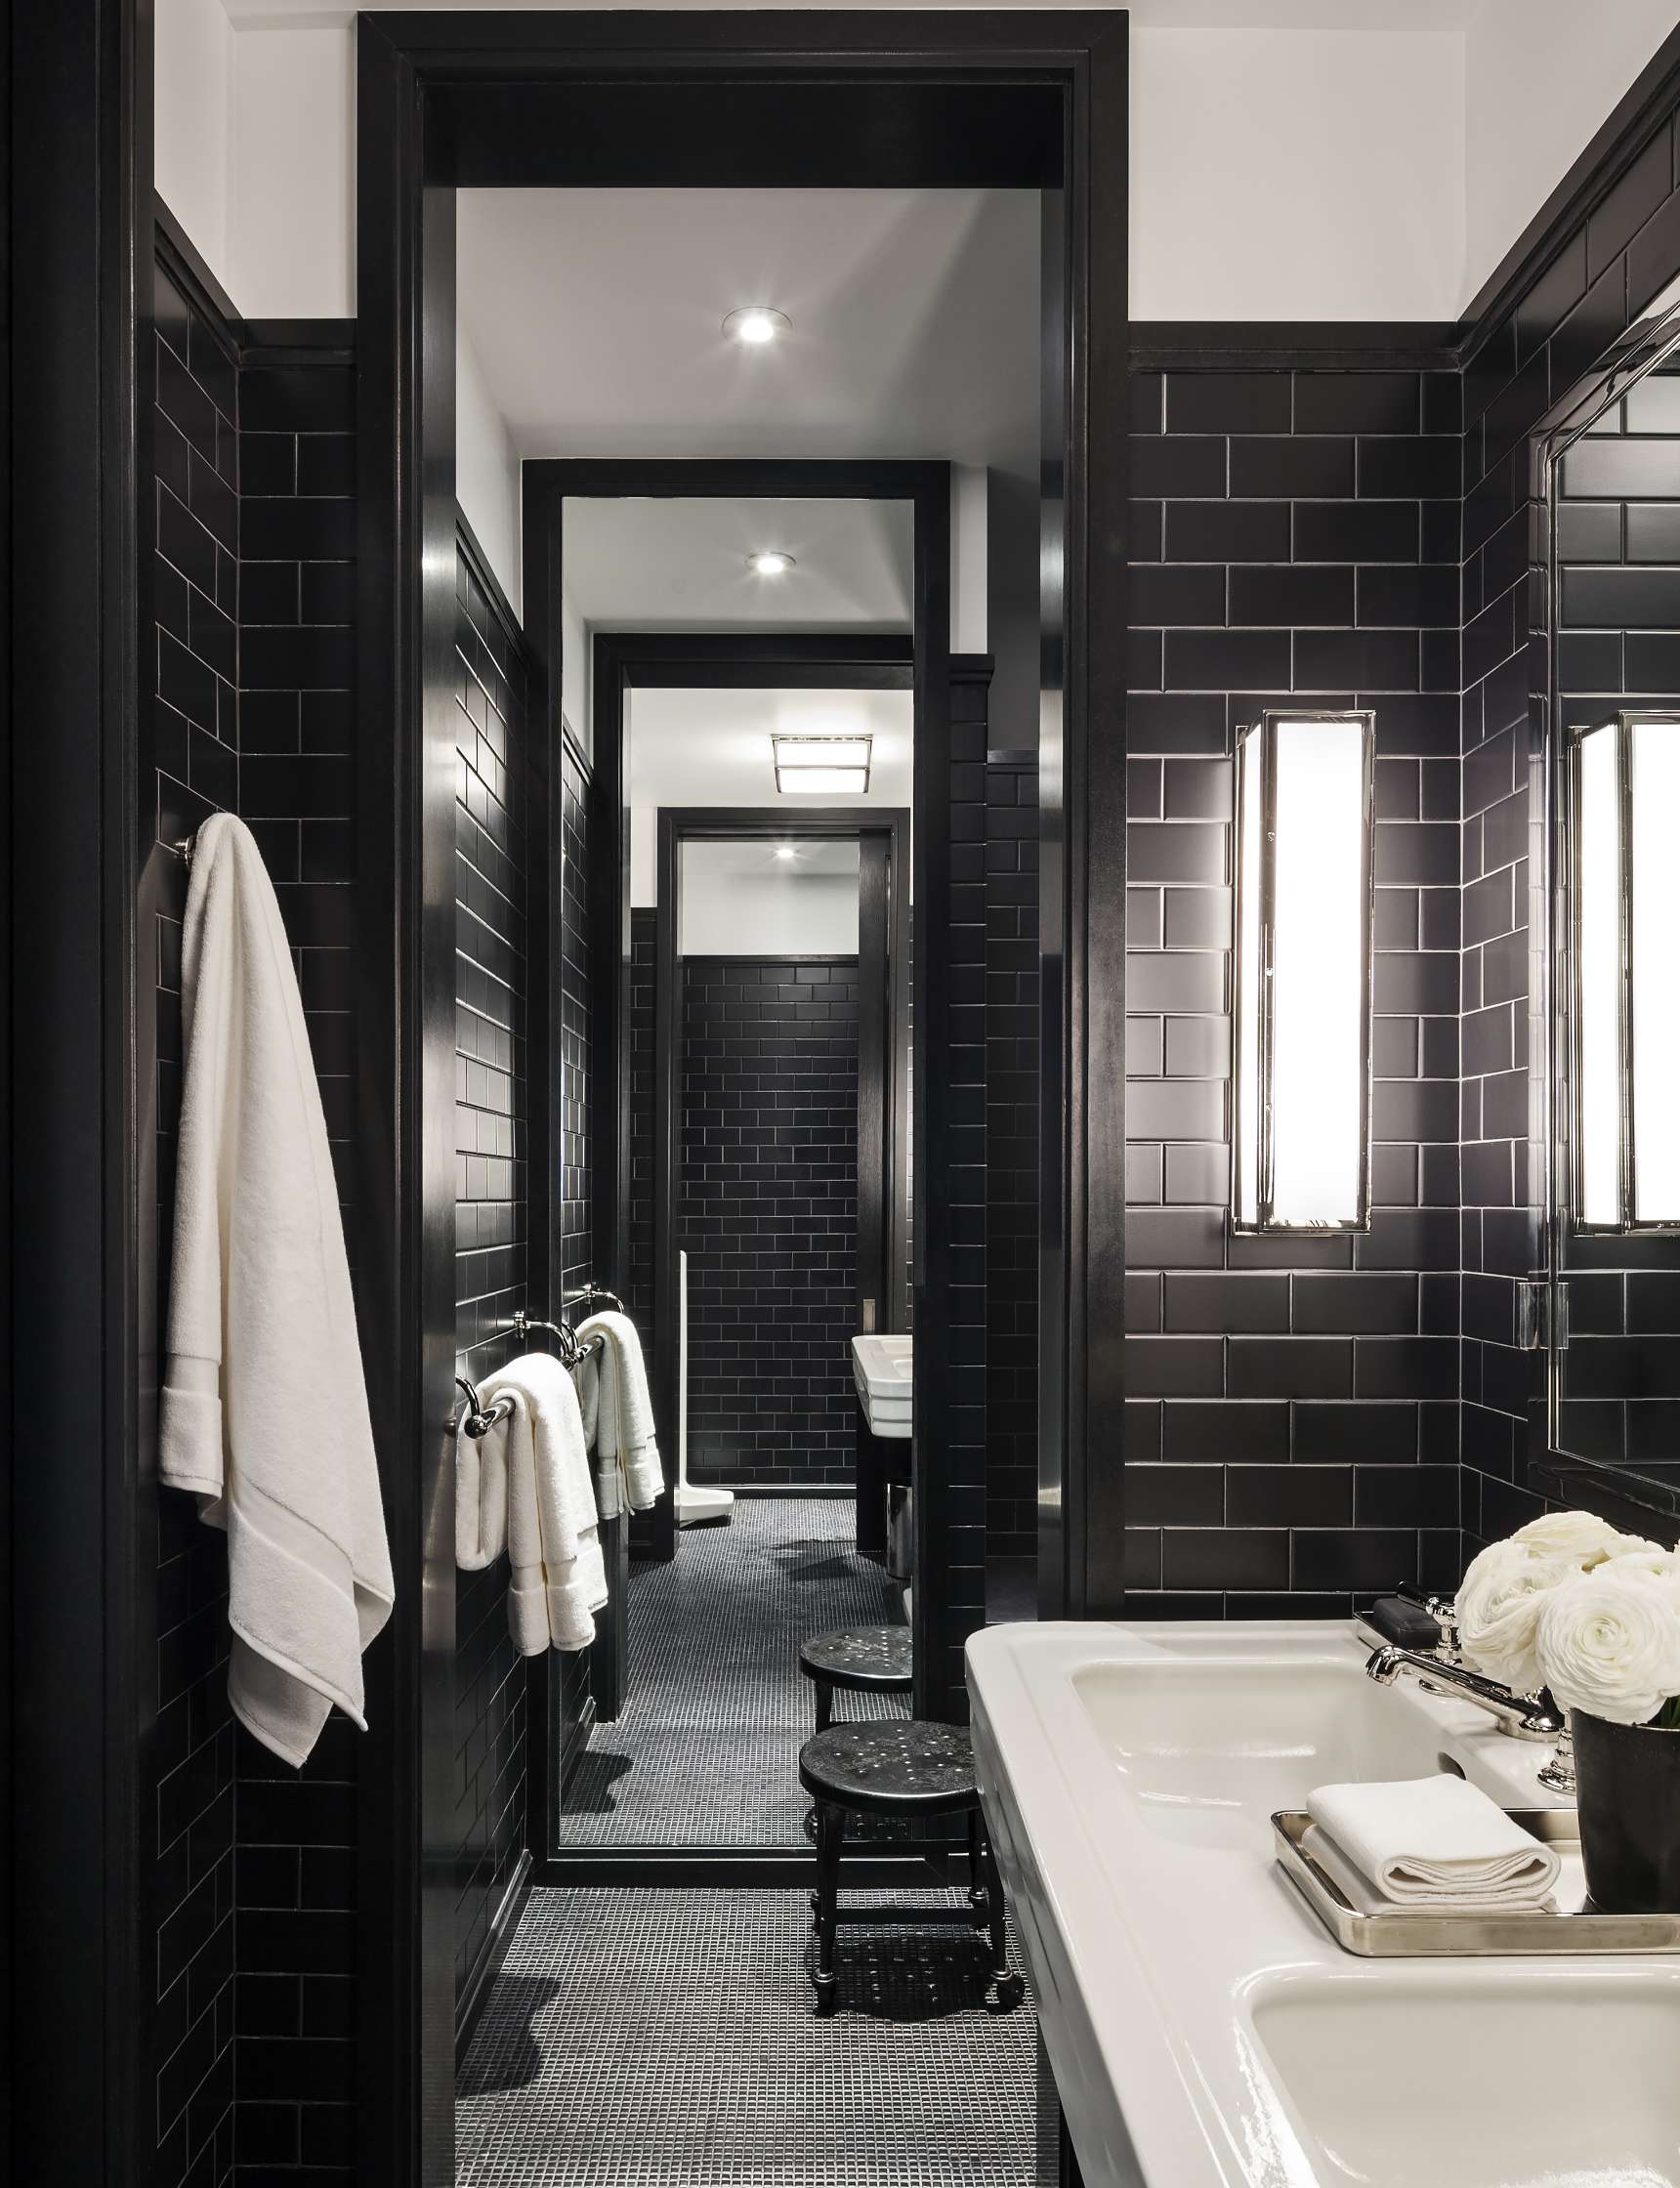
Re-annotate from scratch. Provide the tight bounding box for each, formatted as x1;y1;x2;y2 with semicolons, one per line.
1129;322;1459;372
1133;21;1680;378
155;193;356;364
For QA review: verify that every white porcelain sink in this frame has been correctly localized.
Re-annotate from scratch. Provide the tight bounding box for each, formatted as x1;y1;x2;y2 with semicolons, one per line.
967;1621;1613;2188
1075;1655;1449;1849
1252;1964;1680;2188
851;1332;910;1439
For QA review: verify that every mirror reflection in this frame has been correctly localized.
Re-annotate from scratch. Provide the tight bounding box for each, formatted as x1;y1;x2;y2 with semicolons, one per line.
560;497;920;1851
1547;345;1680;1508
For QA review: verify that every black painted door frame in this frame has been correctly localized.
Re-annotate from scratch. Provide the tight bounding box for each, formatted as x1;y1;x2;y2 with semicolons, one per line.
357;17;1127;2179
653;801;912;1539
8;0;151;2179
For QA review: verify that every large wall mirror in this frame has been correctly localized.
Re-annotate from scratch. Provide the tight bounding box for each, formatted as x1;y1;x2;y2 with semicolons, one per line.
1540;273;1680;1524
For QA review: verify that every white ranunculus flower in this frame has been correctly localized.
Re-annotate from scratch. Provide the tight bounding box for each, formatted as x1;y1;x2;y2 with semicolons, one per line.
1595;1546;1680;1593
1534;1572;1680;1726
1455;1542;1575;1695
1509;1510;1658;1569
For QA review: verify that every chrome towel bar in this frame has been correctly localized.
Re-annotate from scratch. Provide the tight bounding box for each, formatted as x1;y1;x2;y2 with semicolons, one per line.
453;1284;625;1439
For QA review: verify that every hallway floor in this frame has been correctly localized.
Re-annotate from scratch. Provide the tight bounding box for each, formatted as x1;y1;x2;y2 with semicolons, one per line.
456;1886;1038;2186
560;1494;909;1848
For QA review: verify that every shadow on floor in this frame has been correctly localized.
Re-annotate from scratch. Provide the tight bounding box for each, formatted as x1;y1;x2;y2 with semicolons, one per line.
563;1748;635;1814
456;1976;565;2096
782;1551;873;1583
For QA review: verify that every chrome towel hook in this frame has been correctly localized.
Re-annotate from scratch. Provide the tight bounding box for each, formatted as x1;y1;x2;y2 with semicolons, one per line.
454;1374;512;1441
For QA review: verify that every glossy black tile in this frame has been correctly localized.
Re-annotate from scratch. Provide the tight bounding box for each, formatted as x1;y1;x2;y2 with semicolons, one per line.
1165;370;1291;435
1229;436;1354;499
1167;500;1292;564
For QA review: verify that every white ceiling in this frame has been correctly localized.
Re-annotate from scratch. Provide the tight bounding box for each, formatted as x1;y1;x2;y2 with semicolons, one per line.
564;496;915;632
626;687;913;812
457;188;1038;468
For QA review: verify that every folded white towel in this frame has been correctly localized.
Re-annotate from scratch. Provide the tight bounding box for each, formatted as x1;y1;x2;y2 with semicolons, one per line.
576;1312;664;1513
1301;1826;1556;1917
477;1353;607;1653
159;814;395;1769
1306;1774;1561;1909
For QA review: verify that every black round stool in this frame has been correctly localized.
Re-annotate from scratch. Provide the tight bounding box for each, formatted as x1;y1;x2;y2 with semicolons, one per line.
798;1623;912;1733
797;1720;1025;2017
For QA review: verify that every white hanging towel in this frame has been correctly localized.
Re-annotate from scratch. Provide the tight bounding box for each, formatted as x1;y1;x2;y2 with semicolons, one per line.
158;814;395;1769
454;1403;509;1574
576;1311;664;1513
474;1353;607;1652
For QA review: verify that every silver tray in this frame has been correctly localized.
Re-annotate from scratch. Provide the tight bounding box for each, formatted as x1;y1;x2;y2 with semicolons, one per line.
1273;1809;1680;1957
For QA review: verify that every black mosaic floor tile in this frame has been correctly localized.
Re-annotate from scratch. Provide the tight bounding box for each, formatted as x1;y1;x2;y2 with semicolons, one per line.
559;1498;908;1849
457;1887;1036;2186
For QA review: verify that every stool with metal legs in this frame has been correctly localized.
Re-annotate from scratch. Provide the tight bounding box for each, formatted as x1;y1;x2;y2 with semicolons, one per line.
798;1624;912;1733
797;1719;1025;2017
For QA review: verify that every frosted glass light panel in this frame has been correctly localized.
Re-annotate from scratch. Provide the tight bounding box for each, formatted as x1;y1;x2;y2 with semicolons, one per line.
1571;713;1680;1230
1231;710;1375;1234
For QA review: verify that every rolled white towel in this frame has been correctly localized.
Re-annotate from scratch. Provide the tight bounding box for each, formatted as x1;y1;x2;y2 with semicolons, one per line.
1306;1774;1560;1911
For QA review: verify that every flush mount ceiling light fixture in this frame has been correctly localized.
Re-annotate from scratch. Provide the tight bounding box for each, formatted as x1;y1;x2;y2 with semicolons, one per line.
722;306;790;346
772;735;872;797
1232;709;1375;1236
748;551;795;577
1570;712;1680;1232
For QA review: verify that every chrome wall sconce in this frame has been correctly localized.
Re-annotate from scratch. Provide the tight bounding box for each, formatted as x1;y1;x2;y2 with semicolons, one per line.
1569;711;1680;1232
1231;709;1376;1236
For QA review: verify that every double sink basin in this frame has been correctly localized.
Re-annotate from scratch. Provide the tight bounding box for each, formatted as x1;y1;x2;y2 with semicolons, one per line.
967;1622;1680;2188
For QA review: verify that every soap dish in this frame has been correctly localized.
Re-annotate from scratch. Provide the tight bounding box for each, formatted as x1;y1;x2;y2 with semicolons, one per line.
1273;1809;1680;1957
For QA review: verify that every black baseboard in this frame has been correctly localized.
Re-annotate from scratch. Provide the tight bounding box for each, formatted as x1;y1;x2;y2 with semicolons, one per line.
532;1846;957;1887
454;1848;534;2066
691;1482;855;1499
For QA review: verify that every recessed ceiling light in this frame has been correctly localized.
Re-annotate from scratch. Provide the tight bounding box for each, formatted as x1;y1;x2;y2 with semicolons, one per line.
723;306;790;346
773;734;872;796
749;551;795;577
775;845;798;862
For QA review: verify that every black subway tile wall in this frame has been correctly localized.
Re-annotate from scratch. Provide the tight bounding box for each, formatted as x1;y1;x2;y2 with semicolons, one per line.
934;662;992;1705
1461;105;1680;1552
681;956;861;1486
451;537;532;2016
232;326;361;2188
1126;364;1463;1612
986;751;1039;1558
147;227;365;2187
151;254;239;2188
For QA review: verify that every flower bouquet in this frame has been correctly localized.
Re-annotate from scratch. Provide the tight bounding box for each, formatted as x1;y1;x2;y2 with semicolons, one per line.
1455;1511;1680;1912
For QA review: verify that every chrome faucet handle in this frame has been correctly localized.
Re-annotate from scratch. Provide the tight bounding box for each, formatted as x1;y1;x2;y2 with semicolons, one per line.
1365;1644;1567;1743
1537;1722;1576;1795
1392;1583;1462;1656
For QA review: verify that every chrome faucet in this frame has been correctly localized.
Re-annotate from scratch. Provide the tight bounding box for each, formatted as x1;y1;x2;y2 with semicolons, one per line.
1363;1644;1567;1744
